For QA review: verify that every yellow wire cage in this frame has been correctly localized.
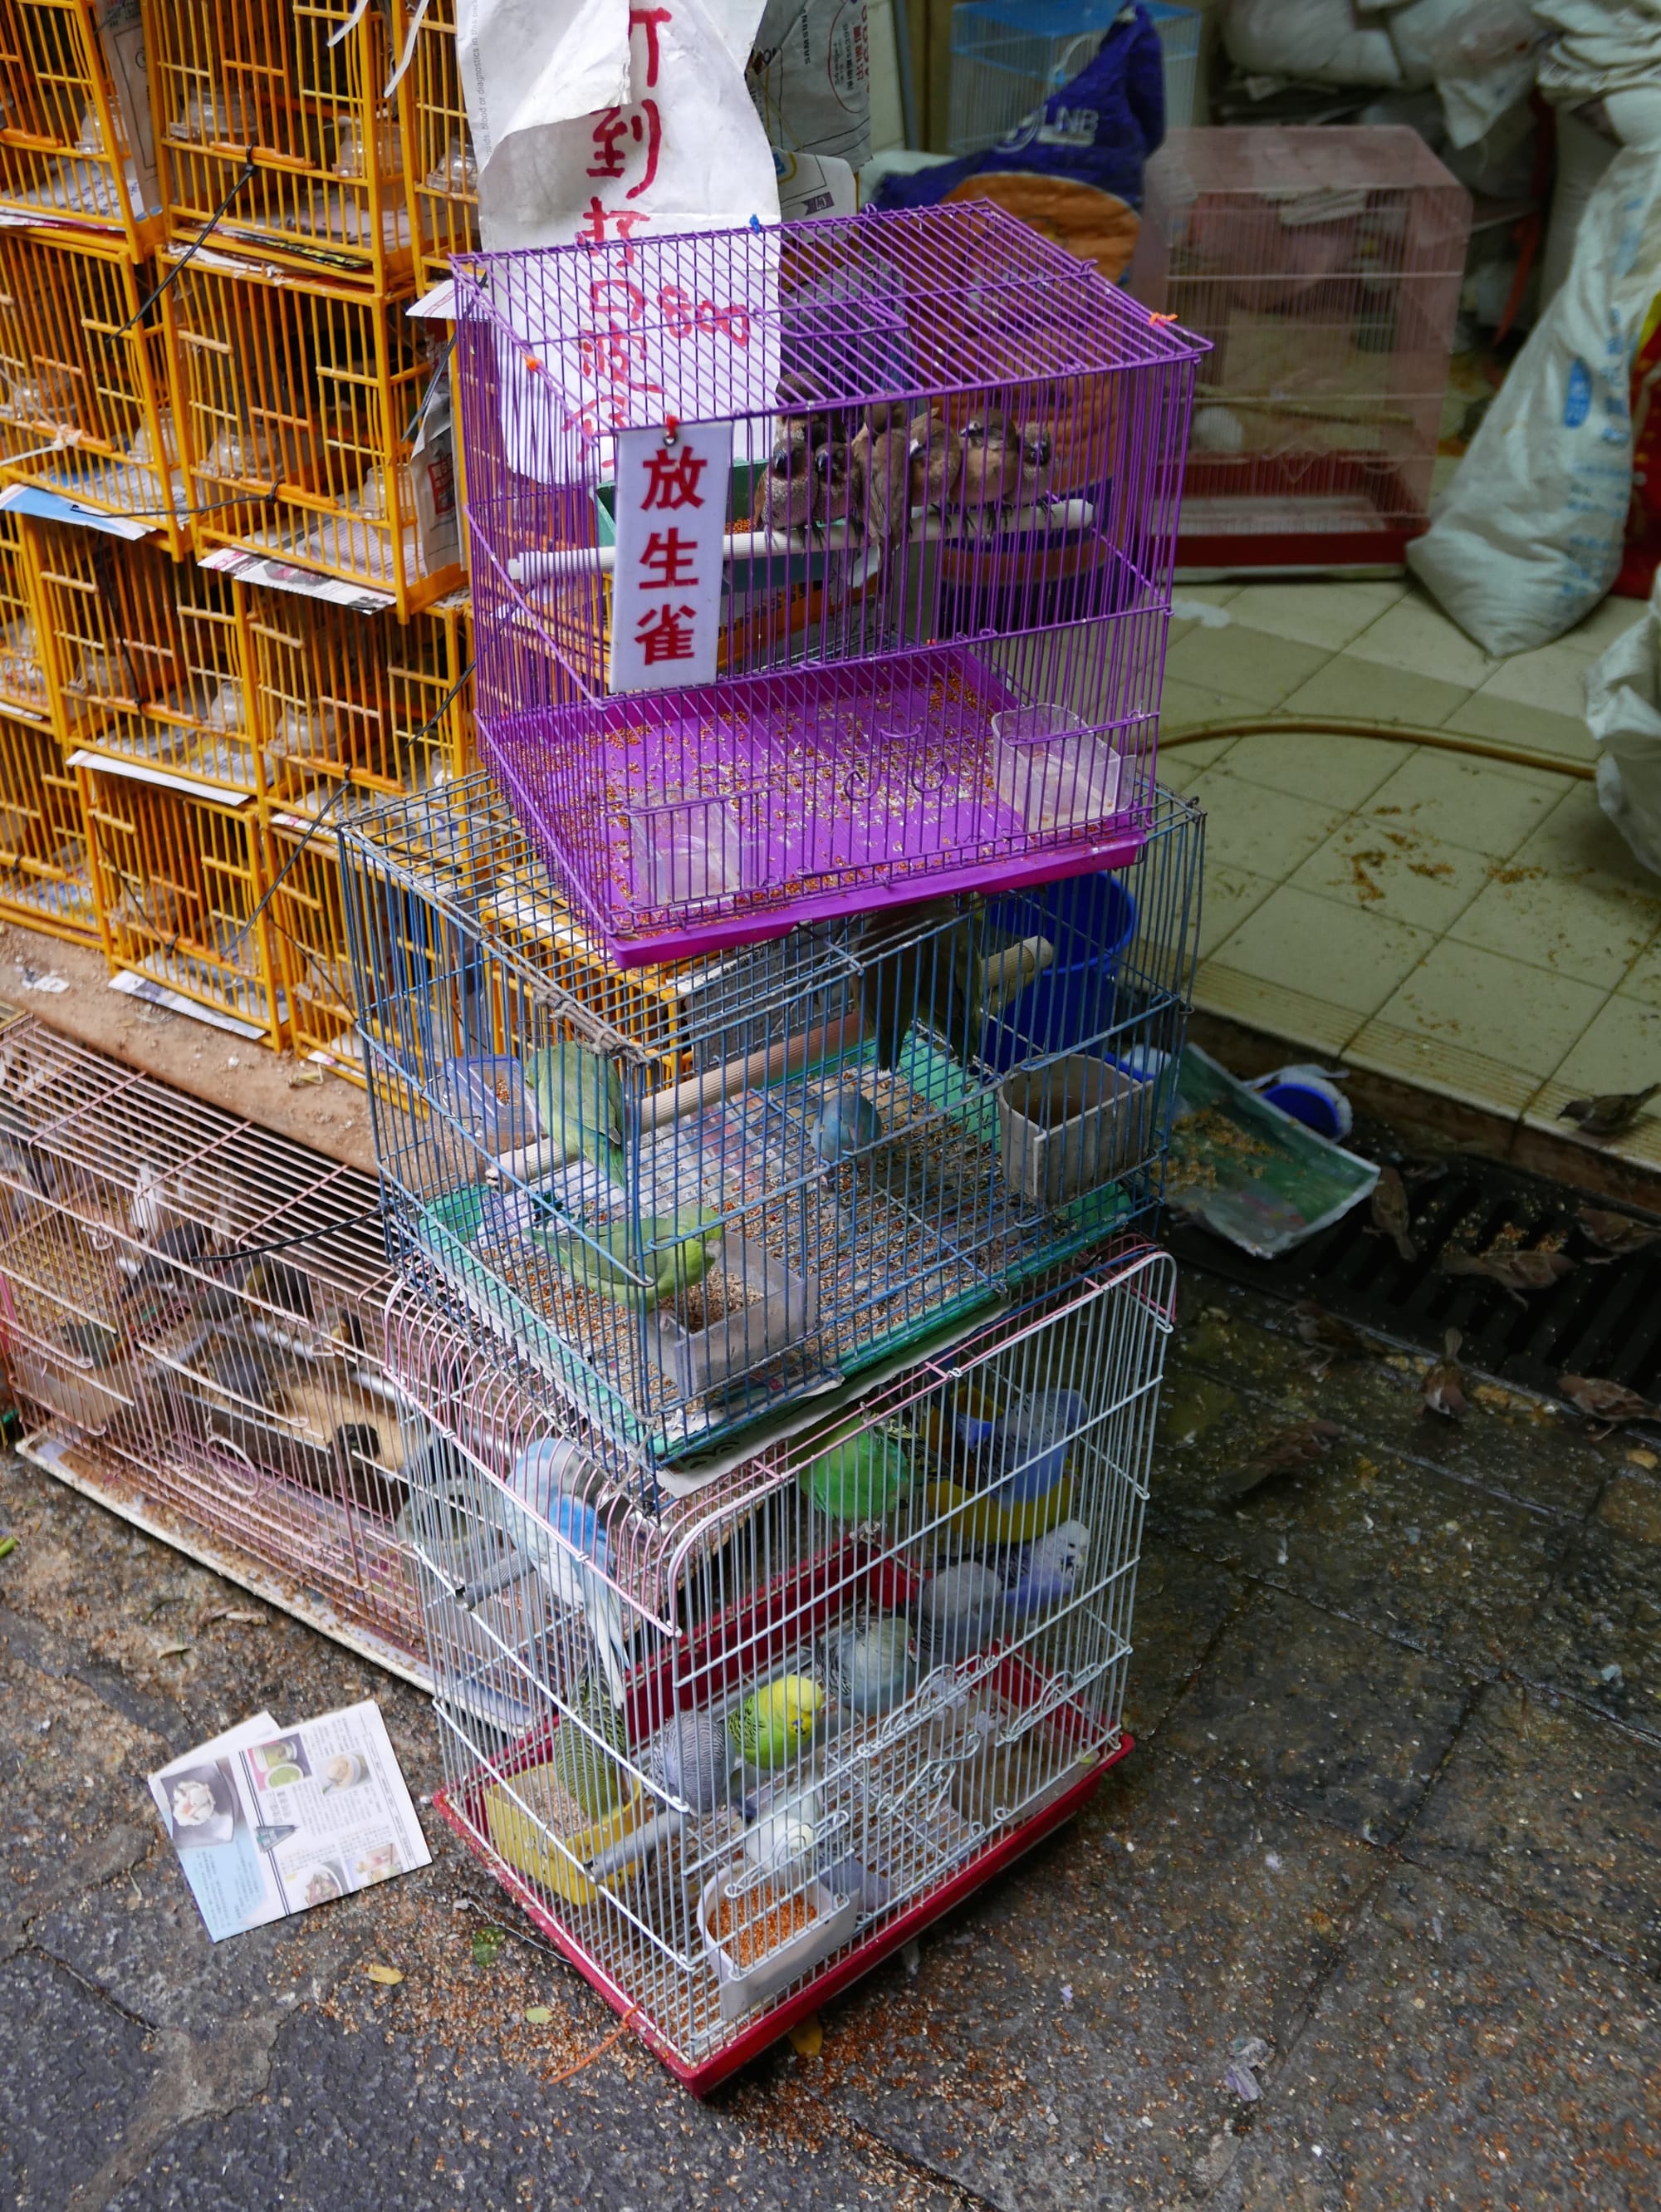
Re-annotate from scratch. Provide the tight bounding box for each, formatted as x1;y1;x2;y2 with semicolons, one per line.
245;578;472;799
0;704;97;941
0;224;188;556
264;805;360;1080
163;248;463;618
30;517;254;791
0;0;164;253
80;758;283;1033
145;0;418;291
0;505;52;723
398;0;476;294
257;585;473;1084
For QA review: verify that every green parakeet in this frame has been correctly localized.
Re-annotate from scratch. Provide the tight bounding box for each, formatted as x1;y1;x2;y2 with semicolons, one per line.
550;1674;630;1819
804;1428;911;1522
534;1202;725;1312
728;1673;825;1769
525;1042;626;1181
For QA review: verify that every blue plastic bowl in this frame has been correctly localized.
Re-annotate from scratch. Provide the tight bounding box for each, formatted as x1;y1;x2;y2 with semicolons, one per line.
981;871;1138;1072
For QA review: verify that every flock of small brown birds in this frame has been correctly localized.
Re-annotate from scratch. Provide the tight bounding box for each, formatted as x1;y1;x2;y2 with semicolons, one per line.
751;401;1056;552
1222;1160;1661;1504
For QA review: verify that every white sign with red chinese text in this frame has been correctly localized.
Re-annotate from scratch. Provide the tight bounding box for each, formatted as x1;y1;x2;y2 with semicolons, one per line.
607;421;733;692
458;0;777;253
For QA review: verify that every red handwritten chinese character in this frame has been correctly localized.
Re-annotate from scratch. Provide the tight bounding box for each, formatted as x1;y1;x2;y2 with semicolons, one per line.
590;275;646;322
635;601;698;664
586;102;661;195
587;109;630;181
639;527;699;586
625;99;661;200
640;446;707;509
629;7;671;87
576;197;649;246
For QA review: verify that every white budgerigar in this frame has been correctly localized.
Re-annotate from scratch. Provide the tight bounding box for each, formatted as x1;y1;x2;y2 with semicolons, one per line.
1002;1518;1090;1622
503;1438;631;1707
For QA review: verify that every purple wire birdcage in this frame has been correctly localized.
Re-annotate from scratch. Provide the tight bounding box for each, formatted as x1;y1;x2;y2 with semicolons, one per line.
452;204;1207;968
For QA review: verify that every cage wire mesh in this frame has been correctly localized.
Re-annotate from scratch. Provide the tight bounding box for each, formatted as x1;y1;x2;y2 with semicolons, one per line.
266;805;365;1084
949;0;1200;154
0;226;189;555
1128;127;1471;570
148;0;416;288
0;1015;425;1680
454;203;1204;964
163;249;463;618
0;706;96;942
394;1243;1172;2085
399;0;478;293
78;761;284;1035
0;507;51;723
0;0;160;250
244;581;473;802
31;520;252;792
340;768;1199;1478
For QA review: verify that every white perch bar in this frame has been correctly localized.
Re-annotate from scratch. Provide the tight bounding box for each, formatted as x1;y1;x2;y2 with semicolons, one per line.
506;499;1097;586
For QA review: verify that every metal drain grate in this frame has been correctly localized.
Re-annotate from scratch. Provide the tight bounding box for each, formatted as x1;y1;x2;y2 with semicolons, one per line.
1168;1141;1661;1405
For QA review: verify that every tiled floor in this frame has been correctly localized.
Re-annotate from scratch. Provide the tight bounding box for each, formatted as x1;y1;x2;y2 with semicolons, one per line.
1159;576;1661;1170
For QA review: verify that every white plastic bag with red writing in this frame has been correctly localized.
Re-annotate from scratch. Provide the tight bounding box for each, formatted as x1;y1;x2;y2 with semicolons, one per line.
457;0;784;483
457;0;780;253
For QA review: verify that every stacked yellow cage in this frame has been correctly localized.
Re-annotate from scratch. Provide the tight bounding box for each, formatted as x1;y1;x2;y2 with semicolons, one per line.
0;1;477;1077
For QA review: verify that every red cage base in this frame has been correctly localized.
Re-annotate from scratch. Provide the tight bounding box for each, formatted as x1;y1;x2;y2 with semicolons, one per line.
1175;450;1428;574
434;1733;1132;2097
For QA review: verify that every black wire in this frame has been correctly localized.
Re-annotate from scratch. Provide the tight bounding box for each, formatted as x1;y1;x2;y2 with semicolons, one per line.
115;152;260;336
149;1196;394;1268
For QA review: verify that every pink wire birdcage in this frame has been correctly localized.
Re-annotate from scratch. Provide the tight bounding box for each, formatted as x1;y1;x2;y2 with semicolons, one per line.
1129;127;1471;571
453;203;1206;968
390;1243;1173;2090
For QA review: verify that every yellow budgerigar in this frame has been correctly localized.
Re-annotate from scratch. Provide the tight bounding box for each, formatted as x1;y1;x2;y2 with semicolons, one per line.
728;1673;825;1769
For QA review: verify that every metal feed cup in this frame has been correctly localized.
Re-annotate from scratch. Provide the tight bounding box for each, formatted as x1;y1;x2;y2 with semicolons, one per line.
997;1055;1148;1208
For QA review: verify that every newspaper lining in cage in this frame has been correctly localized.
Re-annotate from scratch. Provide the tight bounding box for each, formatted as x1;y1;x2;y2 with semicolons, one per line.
391;1248;1172;2087
453;203;1206;963
340;772;1200;1479
0;1017;425;1682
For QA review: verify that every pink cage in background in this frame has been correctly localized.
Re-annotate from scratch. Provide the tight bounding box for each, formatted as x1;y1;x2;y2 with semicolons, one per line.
1129;128;1471;575
453;204;1206;968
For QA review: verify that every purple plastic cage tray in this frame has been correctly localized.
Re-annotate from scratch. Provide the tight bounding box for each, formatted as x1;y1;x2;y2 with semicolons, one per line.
478;642;1149;967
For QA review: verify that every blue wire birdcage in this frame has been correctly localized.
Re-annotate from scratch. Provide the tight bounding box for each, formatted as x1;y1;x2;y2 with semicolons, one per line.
341;772;1200;1484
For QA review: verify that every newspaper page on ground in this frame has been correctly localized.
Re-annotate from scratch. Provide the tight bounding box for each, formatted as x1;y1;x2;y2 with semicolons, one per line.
149;1701;431;1942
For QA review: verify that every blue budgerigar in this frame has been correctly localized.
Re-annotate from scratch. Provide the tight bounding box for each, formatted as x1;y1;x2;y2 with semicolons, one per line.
1002;1518;1090;1621
917;1560;1003;1665
504;1438;632;1707
809;1085;884;1171
990;1388;1089;1504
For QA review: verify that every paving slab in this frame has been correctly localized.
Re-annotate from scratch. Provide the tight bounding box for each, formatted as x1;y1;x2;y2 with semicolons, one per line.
1152;1371;1570;1671
789;1750;1374;2212
1521;1473;1661;1740
1404;1681;1661;1969
1221;1862;1661;2212
1159;1591;1472;1847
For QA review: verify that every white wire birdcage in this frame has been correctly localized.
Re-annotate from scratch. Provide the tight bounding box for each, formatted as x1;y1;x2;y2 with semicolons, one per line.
393;1243;1173;2087
341;769;1200;1481
948;0;1199;154
0;1015;424;1681
1128;127;1472;571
